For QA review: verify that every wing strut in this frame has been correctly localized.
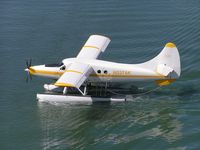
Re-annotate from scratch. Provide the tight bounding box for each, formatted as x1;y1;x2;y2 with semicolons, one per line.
62;85;87;95
54;62;92;95
77;85;87;96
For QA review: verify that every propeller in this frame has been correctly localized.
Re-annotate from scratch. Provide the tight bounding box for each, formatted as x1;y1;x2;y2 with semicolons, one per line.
26;58;32;69
25;59;32;83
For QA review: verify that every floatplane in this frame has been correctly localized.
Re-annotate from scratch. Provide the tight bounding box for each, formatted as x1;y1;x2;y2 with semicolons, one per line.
25;35;181;102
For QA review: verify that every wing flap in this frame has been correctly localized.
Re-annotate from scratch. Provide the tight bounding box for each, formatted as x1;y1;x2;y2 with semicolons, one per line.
77;35;110;59
55;62;92;88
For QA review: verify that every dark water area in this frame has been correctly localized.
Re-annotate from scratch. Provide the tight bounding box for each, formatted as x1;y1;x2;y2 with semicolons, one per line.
0;0;200;149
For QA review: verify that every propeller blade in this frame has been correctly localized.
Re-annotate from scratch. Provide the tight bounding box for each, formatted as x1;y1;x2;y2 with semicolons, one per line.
26;71;29;83
26;75;29;83
25;58;32;69
26;60;29;68
25;58;33;83
25;70;33;83
29;72;32;81
29;59;32;68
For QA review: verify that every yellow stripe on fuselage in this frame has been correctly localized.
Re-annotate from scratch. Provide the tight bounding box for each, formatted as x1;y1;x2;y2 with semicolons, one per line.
29;68;63;76
29;68;166;79
30;68;176;86
29;68;82;75
65;70;83;74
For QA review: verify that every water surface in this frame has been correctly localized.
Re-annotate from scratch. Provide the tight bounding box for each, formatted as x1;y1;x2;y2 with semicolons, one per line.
0;0;200;149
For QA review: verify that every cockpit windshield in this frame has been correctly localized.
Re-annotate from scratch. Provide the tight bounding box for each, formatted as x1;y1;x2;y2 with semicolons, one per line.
45;62;63;67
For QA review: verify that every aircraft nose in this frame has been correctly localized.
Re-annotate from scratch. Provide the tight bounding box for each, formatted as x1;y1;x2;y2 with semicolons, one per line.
24;67;35;73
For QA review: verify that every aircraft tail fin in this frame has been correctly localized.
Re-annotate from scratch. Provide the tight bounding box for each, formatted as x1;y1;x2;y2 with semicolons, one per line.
140;43;181;79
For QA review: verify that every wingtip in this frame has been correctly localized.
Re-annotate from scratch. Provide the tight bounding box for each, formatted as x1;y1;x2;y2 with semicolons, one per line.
90;34;110;40
165;42;176;48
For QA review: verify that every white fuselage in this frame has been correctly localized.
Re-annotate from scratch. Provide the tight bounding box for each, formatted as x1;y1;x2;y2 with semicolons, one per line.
28;58;167;85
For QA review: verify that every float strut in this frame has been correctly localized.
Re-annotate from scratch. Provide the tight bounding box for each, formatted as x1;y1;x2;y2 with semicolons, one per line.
77;85;87;96
105;82;108;96
63;87;67;95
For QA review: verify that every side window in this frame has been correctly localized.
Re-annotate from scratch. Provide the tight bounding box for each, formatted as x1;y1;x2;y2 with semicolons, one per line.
97;70;108;74
97;70;101;74
60;65;66;70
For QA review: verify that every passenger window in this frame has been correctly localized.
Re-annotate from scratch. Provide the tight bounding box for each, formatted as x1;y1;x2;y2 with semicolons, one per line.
104;70;108;74
60;66;66;70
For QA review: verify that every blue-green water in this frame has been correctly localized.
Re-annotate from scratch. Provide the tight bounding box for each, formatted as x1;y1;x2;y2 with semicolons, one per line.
1;0;200;149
